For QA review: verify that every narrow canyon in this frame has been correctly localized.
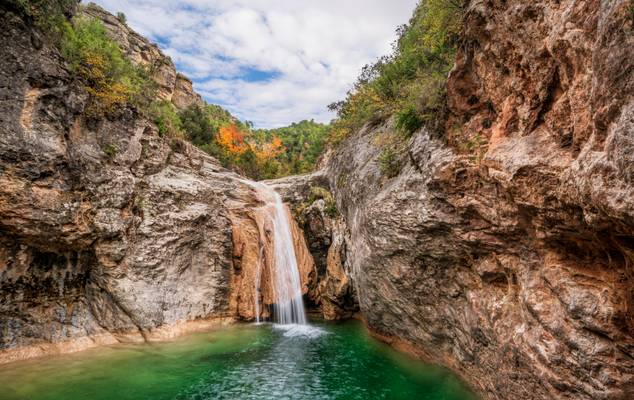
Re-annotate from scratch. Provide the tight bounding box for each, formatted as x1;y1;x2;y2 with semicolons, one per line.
1;1;633;399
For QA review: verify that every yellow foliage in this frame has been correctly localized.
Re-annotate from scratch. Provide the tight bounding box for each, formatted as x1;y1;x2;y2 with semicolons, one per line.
254;135;285;160
78;50;131;117
60;16;152;118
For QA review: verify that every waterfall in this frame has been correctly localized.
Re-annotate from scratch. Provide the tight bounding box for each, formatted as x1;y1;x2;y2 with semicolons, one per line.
254;243;264;324
246;181;307;325
268;189;307;325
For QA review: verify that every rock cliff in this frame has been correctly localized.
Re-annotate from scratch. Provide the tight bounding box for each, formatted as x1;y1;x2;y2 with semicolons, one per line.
322;1;634;399
2;1;633;399
268;172;359;320
81;4;202;110
0;2;315;363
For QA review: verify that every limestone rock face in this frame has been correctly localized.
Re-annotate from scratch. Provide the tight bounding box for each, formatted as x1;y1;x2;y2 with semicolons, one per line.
81;4;203;110
228;183;316;322
0;4;311;363
325;1;634;399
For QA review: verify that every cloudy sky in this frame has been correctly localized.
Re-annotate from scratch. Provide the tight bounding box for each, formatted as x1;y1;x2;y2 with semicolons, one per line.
91;0;418;128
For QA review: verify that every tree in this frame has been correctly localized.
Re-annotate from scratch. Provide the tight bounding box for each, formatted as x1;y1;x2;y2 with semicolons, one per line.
179;105;214;146
116;12;127;24
254;135;285;160
218;124;249;155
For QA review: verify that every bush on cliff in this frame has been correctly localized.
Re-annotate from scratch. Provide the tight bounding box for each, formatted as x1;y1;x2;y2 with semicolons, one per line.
11;1;328;180
8;0;76;34
9;1;153;118
378;147;402;178
328;0;463;144
59;16;153;118
150;100;184;138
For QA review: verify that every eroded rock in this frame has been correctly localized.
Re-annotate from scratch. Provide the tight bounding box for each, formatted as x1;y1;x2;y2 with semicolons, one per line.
324;1;634;399
268;173;359;320
0;4;314;364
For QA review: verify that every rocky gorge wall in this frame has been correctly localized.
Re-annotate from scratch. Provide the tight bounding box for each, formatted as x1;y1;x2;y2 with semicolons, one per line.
318;1;634;399
2;1;633;399
268;172;359;320
81;5;203;110
0;2;342;364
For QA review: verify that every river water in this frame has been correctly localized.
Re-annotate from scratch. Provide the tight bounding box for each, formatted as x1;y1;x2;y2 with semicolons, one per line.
0;320;476;400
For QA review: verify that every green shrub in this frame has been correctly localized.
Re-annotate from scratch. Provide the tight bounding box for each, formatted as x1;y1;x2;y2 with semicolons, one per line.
308;187;338;217
378;148;401;178
178;105;216;146
116;11;126;24
150;100;183;138
324;201;338;218
12;3;154;118
328;0;463;144
59;16;152;117
395;105;424;136
8;0;76;36
308;186;332;203
102;143;118;158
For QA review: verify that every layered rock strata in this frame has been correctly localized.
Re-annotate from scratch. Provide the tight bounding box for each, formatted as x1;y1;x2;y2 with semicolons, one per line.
322;1;634;399
0;3;314;364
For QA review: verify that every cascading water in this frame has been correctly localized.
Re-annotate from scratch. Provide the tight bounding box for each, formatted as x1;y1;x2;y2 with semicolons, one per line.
267;189;307;325
254;244;264;324
246;181;307;325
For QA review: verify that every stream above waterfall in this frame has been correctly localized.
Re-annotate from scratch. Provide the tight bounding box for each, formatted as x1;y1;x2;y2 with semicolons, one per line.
0;320;476;400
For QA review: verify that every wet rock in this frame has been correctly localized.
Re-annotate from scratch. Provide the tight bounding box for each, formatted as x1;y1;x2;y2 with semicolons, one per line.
268;173;359;320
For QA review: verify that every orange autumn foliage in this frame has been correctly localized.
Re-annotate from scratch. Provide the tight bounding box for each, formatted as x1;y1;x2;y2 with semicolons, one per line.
218;124;248;155
218;124;286;162
254;135;285;160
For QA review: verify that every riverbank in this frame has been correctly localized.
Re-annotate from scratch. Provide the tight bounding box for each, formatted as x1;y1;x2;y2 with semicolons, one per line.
0;317;235;365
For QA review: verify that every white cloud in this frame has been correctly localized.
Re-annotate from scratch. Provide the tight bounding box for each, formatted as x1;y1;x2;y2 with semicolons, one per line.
89;0;418;127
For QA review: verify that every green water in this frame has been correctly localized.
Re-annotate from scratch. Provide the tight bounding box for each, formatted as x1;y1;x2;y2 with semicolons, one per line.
0;320;476;400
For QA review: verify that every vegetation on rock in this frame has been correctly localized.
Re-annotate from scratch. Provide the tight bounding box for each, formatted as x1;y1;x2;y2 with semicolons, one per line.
59;16;155;118
11;0;330;180
116;11;126;24
327;0;463;144
10;0;463;181
378;148;402;178
308;187;338;217
8;0;76;33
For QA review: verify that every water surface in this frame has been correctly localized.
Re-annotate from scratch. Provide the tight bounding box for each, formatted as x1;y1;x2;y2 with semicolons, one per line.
0;320;476;400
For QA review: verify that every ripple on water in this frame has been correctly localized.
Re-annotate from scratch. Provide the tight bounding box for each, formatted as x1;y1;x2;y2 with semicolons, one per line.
0;320;477;400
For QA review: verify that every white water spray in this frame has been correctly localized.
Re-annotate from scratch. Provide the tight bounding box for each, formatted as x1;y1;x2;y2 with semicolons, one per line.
254;243;264;324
